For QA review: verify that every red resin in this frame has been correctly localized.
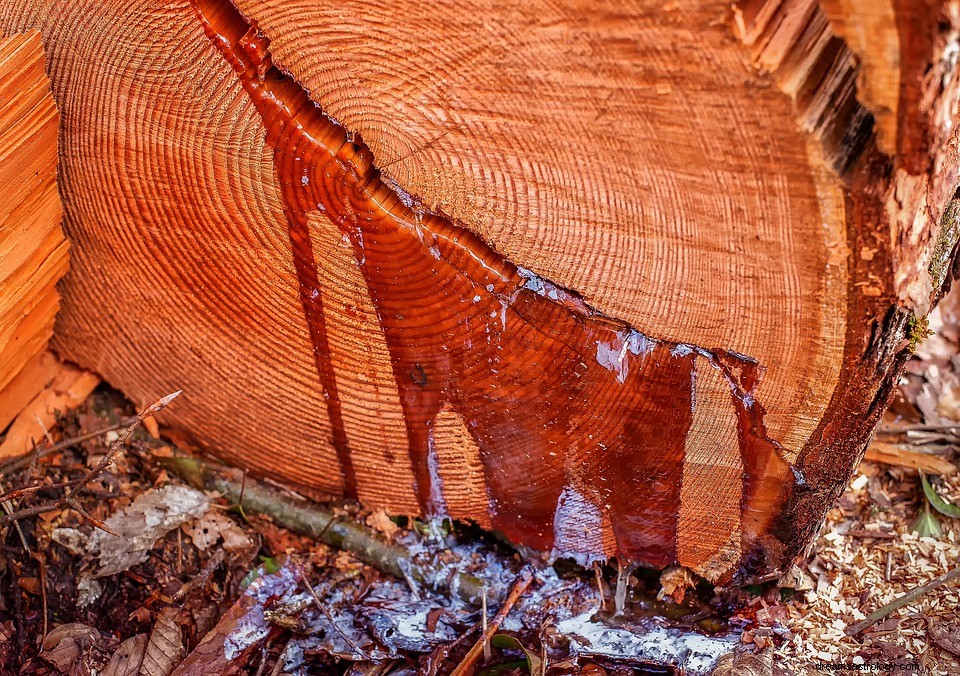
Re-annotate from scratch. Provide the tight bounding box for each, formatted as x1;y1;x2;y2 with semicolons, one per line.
190;0;795;568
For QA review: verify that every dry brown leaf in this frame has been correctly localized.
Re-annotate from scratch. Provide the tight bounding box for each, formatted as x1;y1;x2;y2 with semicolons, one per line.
141;607;184;676
928;620;960;657
101;634;147;676
182;510;251;553
365;509;400;538
40;623;102;674
171;562;301;675
85;484;209;577
710;648;773;676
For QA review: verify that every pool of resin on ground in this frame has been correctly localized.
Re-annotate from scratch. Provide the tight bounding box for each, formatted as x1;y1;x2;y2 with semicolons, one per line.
190;0;798;569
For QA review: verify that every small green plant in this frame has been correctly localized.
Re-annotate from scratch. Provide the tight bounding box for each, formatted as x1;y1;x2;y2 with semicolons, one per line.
911;503;942;538
906;315;933;353
912;471;960;537
477;635;543;676
921;472;960;518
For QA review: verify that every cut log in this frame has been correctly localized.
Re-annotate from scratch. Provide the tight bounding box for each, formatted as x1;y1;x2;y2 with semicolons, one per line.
0;30;68;428
1;0;959;582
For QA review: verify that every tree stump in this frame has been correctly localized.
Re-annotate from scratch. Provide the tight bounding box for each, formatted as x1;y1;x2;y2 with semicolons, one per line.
2;0;959;582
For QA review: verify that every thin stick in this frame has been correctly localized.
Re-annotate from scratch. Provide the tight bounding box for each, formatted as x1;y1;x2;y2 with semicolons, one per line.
0;477;85;502
294;560;370;659
450;568;534;676
1;500;30;551
174;548;225;601
846;566;960;636
593;562;606;612
254;637;273;676
268;638;290;676
481;585;490;663
158;452;487;603
33;552;48;646
0;419;135;477
0;392;180;530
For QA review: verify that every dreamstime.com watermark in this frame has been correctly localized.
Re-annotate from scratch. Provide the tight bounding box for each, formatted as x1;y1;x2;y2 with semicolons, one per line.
811;660;927;673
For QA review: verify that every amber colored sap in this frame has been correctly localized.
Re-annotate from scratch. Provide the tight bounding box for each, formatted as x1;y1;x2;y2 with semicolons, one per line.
190;0;793;567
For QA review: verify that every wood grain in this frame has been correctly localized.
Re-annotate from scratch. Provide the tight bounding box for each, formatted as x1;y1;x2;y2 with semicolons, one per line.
0;30;67;417
1;0;958;581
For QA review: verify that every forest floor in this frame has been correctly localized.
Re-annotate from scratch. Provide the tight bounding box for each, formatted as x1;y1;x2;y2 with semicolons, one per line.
4;294;960;674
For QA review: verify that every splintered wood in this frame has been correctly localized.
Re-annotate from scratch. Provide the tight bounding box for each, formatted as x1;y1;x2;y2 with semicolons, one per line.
1;0;959;581
0;31;67;428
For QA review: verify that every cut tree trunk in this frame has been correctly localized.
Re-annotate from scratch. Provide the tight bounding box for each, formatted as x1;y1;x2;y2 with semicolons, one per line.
0;31;68;432
1;0;959;583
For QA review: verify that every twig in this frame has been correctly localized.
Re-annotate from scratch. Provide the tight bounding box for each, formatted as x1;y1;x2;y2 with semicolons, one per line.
174;548;225;601
0;392;181;531
864;442;957;475
1;501;30;552
268;638;290;676
846;566;960;636
614;560;636;617
481;585;490;663
157;453;487;603
0;476;85;502
293;560;370;659
450;568;534;676
253;642;270;676
593;562;606;612
878;423;960;433
846;529;897;540
0;419;135;477
68;500;118;536
32;552;48;646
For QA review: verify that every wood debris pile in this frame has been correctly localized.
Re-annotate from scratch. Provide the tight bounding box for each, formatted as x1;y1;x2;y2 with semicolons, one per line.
767;287;960;674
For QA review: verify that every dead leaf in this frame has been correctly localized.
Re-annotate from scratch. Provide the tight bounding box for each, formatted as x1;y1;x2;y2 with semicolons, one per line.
170;562;301;675
710;648;773;676
928;620;960;656
426;607;443;633
141;607;184;676
102;634;147;676
365;510;400;538
41;623;102;674
182;510;251;553
86;484;210;577
18;576;40;595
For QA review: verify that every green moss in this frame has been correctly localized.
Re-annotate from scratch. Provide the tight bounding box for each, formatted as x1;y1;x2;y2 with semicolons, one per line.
907;314;932;353
928;199;960;290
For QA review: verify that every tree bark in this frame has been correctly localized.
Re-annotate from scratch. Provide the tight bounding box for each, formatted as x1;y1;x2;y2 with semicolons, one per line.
1;0;959;583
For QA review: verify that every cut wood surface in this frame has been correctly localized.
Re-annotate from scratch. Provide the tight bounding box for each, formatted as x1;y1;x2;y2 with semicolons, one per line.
2;0;960;582
0;30;67;420
0;359;100;461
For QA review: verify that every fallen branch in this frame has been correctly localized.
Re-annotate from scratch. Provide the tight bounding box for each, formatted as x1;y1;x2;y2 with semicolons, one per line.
864;442;957;475
0;392;181;531
157;452;487;604
450;568;534;676
846;566;960;636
